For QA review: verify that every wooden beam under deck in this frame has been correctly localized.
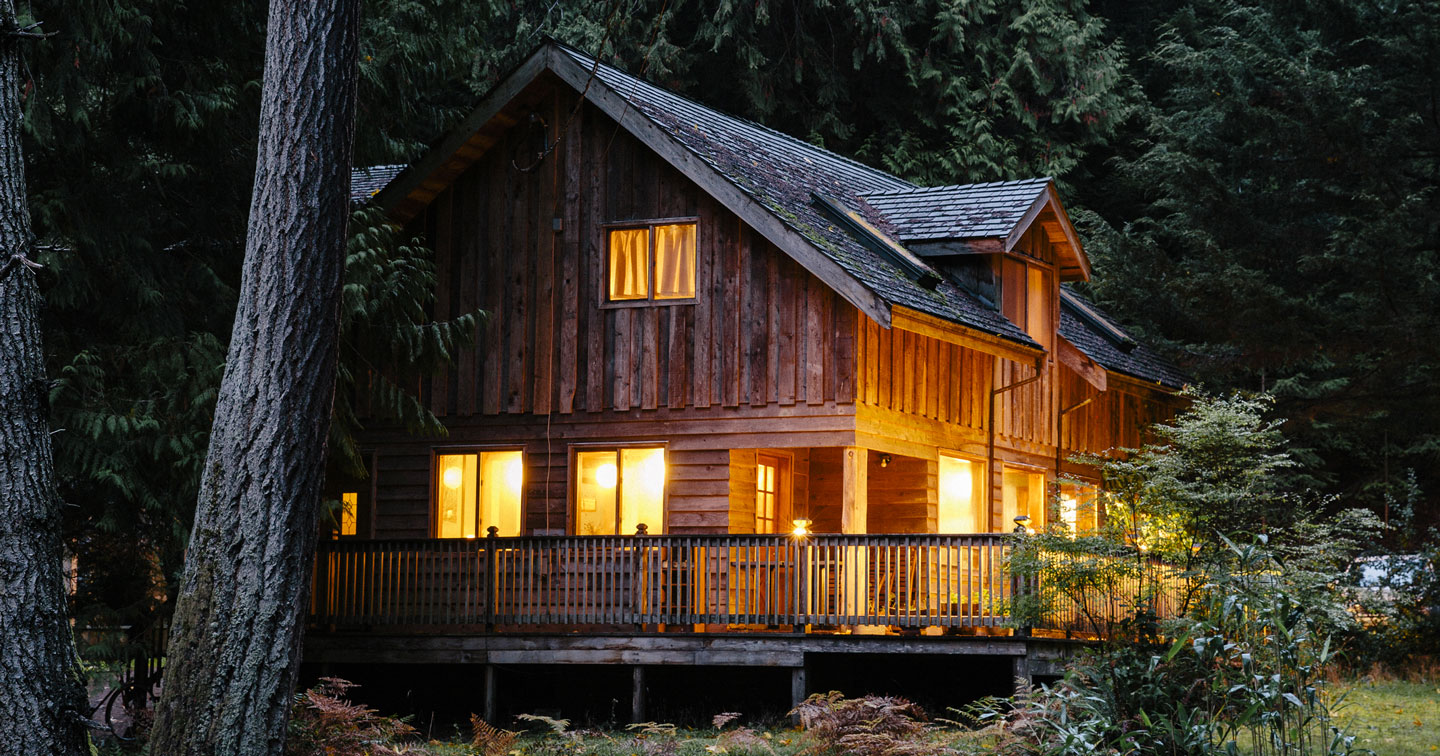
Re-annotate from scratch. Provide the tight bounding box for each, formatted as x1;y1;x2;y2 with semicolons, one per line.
304;631;1054;668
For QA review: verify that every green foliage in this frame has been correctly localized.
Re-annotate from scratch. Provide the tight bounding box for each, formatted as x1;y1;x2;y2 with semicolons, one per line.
331;206;481;478
1001;539;1367;756
1077;0;1440;525
1083;390;1300;562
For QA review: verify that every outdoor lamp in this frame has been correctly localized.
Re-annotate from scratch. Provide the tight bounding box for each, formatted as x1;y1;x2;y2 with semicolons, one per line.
1013;515;1032;534
791;518;812;537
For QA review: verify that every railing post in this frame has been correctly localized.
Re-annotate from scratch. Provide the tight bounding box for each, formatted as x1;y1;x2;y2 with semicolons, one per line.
485;526;498;632
1010;520;1032;637
634;523;648;631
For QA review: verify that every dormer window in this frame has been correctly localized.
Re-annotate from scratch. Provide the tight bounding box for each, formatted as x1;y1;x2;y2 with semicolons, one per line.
606;220;697;302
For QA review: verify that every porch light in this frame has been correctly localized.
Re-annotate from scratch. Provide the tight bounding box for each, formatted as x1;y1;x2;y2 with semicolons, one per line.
596;461;618;489
791;518;812;537
442;466;464;490
1013;515;1033;534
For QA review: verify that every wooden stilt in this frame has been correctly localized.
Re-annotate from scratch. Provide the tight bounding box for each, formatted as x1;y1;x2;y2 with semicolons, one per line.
631;665;646;723
790;666;807;724
483;664;497;723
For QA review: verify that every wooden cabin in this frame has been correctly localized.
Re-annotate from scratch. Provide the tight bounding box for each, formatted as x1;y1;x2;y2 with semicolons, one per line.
310;41;1186;719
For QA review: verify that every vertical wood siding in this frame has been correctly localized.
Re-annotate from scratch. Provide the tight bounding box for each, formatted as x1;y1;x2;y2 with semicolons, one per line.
416;94;855;421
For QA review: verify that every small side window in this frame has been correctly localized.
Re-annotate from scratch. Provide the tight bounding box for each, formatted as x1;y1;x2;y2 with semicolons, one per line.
606;221;697;302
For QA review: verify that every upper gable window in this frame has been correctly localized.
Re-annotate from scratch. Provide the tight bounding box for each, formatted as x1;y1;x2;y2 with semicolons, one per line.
1001;258;1054;350
607;221;697;302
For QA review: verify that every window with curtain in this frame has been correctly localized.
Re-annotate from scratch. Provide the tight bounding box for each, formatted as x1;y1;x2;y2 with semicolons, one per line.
606;221;696;302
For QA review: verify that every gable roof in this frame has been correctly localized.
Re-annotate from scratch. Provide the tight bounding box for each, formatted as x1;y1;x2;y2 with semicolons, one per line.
1059;286;1187;389
362;41;1161;368
864;179;1052;241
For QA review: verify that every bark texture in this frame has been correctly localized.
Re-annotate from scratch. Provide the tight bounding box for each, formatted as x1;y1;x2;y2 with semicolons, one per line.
0;2;90;748
0;2;92;753
147;1;360;753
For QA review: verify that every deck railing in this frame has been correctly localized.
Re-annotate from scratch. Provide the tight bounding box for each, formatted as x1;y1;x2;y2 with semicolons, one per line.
309;534;1179;634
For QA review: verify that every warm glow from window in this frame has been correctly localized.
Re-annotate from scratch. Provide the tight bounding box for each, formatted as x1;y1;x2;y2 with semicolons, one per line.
595;462;618;489
608;228;649;300
575;448;666;535
606;222;696;302
340;492;358;536
435;451;523;538
1060;494;1077;535
938;455;983;533
654;224;696;299
756;456;782;534
1060;482;1101;535
1002;469;1046;533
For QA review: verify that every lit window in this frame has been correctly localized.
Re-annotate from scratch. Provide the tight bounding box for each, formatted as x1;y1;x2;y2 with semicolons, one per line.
435;451;524;538
575;448;666;534
1058;482;1102;536
1002;468;1047;533
607;222;696;302
340;492;358;536
938;454;985;534
755;454;789;534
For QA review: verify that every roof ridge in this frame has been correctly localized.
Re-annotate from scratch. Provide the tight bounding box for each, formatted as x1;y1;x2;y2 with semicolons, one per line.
865;177;1053;197
552;41;914;192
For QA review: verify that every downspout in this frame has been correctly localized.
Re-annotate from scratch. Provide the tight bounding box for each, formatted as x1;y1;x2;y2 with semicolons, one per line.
1055;393;1097;482
986;355;1045;529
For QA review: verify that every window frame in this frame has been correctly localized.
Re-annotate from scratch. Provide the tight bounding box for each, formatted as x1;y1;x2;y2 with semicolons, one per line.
429;445;527;538
755;451;793;534
568;442;670;535
600;217;700;308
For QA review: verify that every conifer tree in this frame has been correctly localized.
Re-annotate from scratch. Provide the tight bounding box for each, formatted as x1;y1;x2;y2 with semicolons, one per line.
147;0;360;752
0;2;90;753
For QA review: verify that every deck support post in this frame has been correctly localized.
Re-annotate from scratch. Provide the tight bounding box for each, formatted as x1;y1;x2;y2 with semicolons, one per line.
631;665;646;724
840;447;868;534
790;666;807;724
483;664;497;723
841;448;869;623
1012;653;1032;694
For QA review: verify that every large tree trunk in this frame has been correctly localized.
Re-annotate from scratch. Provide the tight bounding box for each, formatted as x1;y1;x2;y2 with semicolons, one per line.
148;0;359;753
0;2;92;754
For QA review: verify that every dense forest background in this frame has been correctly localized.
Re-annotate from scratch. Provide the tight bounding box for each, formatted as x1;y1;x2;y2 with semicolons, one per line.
22;0;1438;646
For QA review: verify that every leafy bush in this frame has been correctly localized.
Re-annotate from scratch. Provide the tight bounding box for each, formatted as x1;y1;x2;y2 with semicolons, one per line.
285;677;423;756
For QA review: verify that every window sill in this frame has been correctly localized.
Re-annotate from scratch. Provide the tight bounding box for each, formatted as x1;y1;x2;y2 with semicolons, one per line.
599;299;698;310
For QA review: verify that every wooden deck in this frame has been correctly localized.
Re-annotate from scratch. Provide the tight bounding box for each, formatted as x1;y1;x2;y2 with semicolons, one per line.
308;533;1178;637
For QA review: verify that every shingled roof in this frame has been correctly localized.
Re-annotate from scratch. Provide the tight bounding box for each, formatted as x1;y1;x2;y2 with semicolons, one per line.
359;40;1186;381
1059;287;1187;388
351;164;405;203
862;179;1052;241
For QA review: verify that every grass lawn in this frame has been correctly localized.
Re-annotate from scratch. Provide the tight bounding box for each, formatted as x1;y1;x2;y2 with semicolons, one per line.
1337;678;1440;756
